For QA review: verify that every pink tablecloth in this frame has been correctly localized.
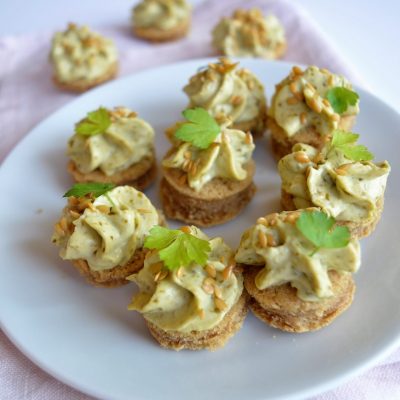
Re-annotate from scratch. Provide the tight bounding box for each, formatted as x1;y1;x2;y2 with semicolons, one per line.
0;0;399;399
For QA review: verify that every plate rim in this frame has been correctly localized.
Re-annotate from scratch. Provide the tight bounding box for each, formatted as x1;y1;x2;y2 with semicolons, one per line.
1;57;400;400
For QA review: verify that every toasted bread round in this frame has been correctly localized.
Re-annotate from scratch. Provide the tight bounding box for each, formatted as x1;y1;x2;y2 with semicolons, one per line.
53;62;118;93
244;267;355;333
160;161;256;227
67;151;156;191
71;247;149;287
281;189;383;239
146;290;248;351
133;19;190;42
267;115;356;160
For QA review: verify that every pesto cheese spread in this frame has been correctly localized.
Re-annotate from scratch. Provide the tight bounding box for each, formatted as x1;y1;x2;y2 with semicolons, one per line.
52;186;159;271
235;211;361;301
50;23;117;83
68;107;154;176
128;227;243;332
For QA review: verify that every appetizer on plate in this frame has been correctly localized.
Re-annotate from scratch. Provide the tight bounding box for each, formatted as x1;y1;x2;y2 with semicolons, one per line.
128;225;248;350
183;58;267;137
50;23;118;92
278;131;391;238
268;65;359;159
52;184;162;287
132;0;191;42
212;8;286;59
161;108;256;227
235;209;360;332
67;107;156;191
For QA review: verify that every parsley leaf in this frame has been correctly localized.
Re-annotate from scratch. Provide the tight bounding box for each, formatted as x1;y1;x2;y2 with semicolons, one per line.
144;226;211;270
174;107;220;149
296;210;350;256
75;107;111;136
330;130;374;161
63;182;115;198
326;87;359;114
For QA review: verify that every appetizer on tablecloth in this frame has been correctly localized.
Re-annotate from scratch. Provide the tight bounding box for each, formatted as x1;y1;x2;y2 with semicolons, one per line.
50;23;118;92
132;0;191;42
212;8;286;59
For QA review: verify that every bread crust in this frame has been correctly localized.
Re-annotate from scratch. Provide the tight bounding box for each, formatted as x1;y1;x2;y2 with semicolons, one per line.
244;267;355;333
53;62;118;93
67;151;156;191
133;19;190;42
146;290;249;351
281;189;384;239
71;247;149;287
267;115;356;160
160;161;256;227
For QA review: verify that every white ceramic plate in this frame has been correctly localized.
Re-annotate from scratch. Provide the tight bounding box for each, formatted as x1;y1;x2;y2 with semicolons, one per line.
1;59;399;400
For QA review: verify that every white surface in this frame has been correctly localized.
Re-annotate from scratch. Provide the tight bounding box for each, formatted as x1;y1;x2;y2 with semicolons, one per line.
0;58;399;400
0;0;399;110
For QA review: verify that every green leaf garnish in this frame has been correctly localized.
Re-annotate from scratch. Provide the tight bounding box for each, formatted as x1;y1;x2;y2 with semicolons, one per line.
296;210;350;256
144;226;211;270
326;87;359;114
330;130;374;161
63;182;115;198
174;107;220;149
75;107;111;136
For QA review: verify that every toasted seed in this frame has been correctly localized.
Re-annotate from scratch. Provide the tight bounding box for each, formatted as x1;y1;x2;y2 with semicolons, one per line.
54;222;65;236
202;282;214;294
289;81;298;94
150;262;163;275
176;267;184;278
335;163;352;176
214;285;222;299
205;264;216;278
180;226;191;234
292;66;303;75
285;212;299;224
287;96;299;105
300;112;307;124
331;113;340;121
257;217;268;226
97;205;110;214
231;95;243;106
157;270;169;281
245;131;252;144
267;234;276;247
328;75;334;86
198;309;206;319
184;151;191;159
214;297;227;311
320;68;330;74
59;217;69;232
222;265;233;280
258;230;268;248
313;153;323;163
308;98;322;113
69;210;80;219
294;152;310;163
68;196;79;207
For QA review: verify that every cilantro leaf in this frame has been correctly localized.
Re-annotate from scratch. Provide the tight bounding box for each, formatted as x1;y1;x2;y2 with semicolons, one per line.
174;107;220;149
330;130;374;161
75;107;111;136
326;87;359;114
63;182;115;198
296;210;350;255
144;226;211;270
